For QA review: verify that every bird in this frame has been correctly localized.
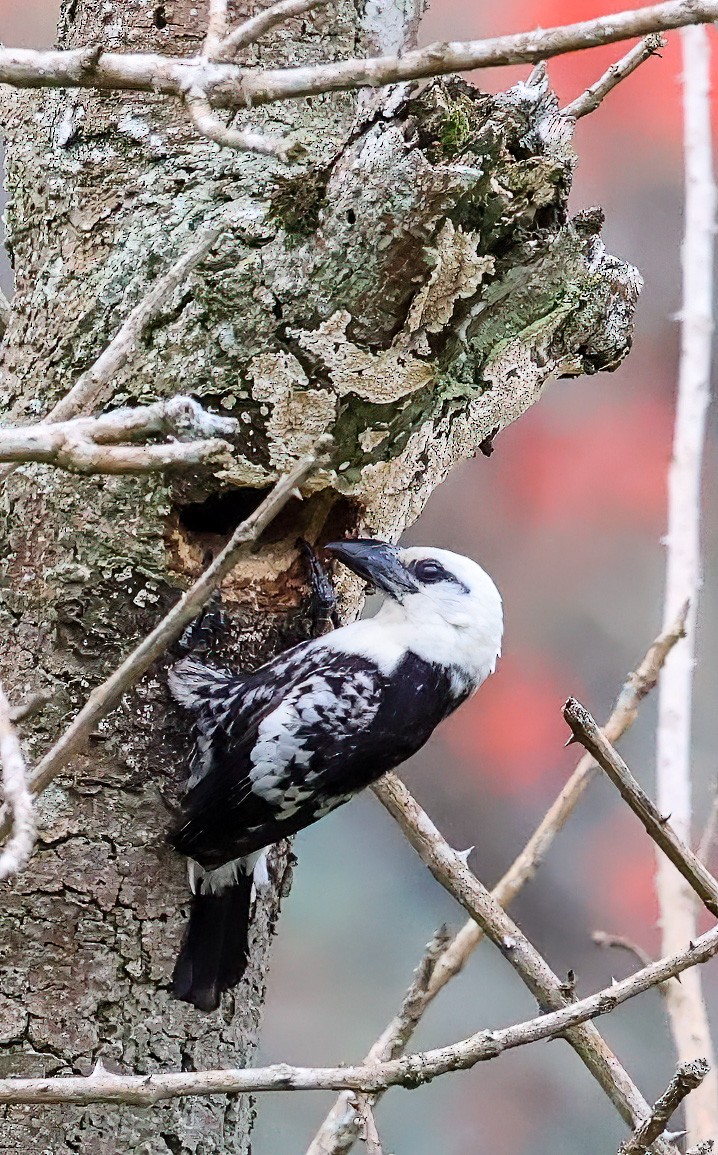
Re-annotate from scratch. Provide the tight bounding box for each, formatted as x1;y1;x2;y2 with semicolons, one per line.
168;539;503;1011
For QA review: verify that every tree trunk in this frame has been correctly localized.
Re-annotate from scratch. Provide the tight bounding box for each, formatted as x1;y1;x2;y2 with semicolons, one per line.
0;2;640;1151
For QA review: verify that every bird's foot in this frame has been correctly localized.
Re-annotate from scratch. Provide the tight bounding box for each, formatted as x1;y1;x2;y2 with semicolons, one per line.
178;589;228;654
297;538;340;637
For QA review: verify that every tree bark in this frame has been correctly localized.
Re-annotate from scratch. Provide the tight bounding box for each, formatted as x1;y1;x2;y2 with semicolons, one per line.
0;2;640;1151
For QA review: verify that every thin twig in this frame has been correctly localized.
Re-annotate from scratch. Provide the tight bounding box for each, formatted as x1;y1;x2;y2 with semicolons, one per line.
0;925;716;1106
0;682;36;880
307;931;451;1155
618;1059;711;1155
8;690;53;726
0;227;223;485
355;1096;384;1155
372;773;676;1151
183;86;297;159
562;33;666;119
0;439;332;850
592;932;656;973
0;287;11;337
309;611;687;1155
204;0;229;57
654;21;718;1146
216;0;329;57
0;1;717;110
0;396;237;476
564;698;718;917
697;783;718;864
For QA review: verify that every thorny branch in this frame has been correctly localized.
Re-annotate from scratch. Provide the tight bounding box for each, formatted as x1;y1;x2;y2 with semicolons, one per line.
0;681;35;880
0;439;332;849
0;926;716;1105
372;773;675;1150
618;1059;711;1155
309;610;687;1155
562;33;666;120
0;396;238;476
563;698;718;917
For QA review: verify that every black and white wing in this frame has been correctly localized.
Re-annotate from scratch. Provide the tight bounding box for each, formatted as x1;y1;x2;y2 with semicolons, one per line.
170;647;455;869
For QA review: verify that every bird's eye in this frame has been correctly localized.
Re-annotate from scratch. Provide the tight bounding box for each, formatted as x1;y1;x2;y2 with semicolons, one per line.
414;559;447;584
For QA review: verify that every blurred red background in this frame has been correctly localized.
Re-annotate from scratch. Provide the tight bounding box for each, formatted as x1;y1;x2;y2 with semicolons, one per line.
1;4;716;1153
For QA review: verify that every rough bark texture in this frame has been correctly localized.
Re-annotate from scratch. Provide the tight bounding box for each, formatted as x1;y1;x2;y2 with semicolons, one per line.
0;1;640;1151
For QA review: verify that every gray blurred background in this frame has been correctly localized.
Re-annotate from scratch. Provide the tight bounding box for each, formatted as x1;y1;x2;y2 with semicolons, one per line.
1;3;717;1152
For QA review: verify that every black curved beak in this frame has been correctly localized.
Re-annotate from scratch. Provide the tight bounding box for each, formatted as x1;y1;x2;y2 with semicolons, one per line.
325;539;418;599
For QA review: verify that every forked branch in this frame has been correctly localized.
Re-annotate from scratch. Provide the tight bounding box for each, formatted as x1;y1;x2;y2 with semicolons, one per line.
618;1059;711;1155
0;396;237;476
309;609;687;1155
0;925;715;1105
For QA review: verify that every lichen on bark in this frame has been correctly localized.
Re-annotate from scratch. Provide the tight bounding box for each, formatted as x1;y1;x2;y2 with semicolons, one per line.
0;1;640;1151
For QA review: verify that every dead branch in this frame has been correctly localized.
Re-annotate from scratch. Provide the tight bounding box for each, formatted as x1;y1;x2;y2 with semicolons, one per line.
373;773;675;1149
8;691;53;726
654;21;718;1144
618;1059;711;1154
592;932;657;973
216;0;329;57
0;682;36;880
564;698;718;917
0;287;11;337
698;784;718;864
0;1;714;113
204;0;229;57
0;396;237;476
0;226;223;486
309;610;686;1155
0;439;331;849
354;1096;384;1155
0;925;715;1106
182;85;297;159
562;33;666;119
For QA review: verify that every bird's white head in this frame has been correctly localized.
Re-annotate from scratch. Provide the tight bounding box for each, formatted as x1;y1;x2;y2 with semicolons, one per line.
325;539;503;690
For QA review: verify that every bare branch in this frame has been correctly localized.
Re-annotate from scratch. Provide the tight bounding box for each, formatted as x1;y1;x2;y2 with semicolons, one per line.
0;682;36;880
0;227;224;484
562;34;666;120
697;783;718;864
0;1;716;111
655;21;718;1145
354;1096;384;1155
310;610;687;1155
0;925;716;1106
0;439;332;849
217;0;329;57
563;698;718;918
183;86;297;159
0;396;237;476
0;287;11;338
592;932;656;973
372;773;676;1149
618;1060;711;1155
307;930;451;1155
204;0;230;57
8;690;53;726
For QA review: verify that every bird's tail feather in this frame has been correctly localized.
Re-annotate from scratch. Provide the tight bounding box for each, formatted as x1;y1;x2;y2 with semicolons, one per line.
172;875;253;1012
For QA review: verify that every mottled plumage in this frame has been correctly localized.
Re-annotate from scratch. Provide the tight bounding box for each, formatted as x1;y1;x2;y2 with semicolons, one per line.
169;540;503;1011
